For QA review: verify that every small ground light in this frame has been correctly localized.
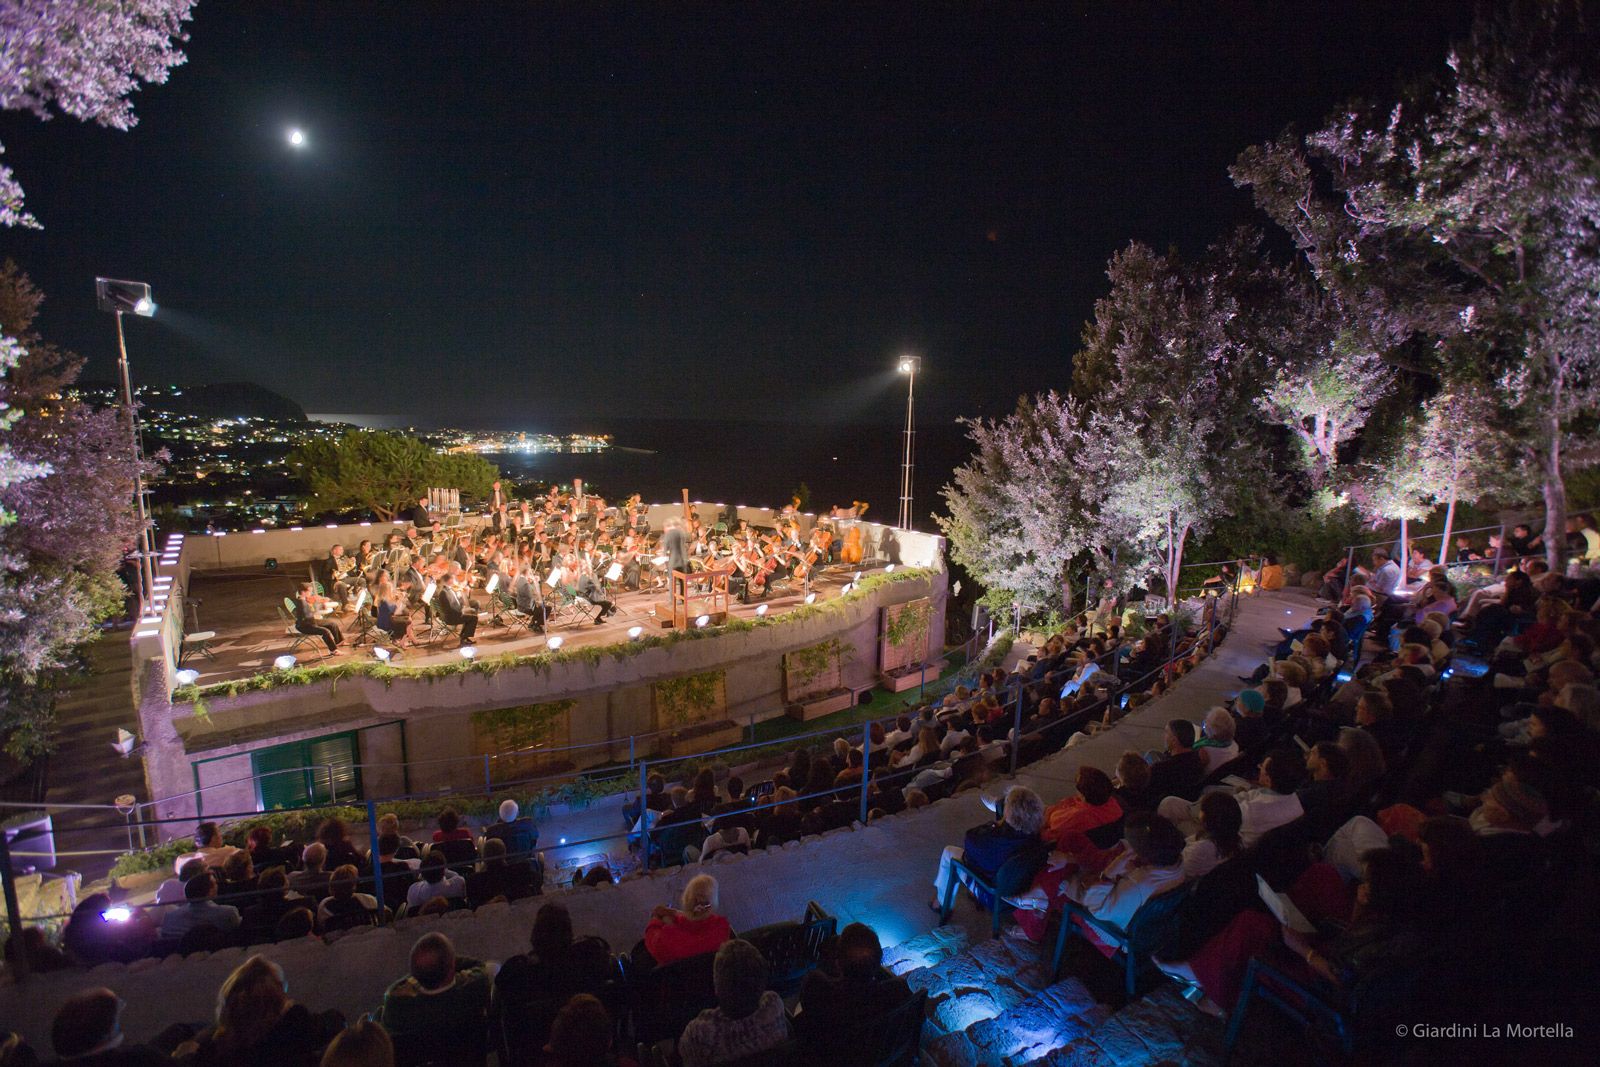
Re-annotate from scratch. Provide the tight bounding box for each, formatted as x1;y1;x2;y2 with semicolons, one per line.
459;645;477;660
805;592;817;604
627;626;644;640
101;907;132;923
755;604;769;616
174;669;199;686
695;614;710;628
274;655;297;670
885;564;896;572
373;647;391;662
547;635;564;650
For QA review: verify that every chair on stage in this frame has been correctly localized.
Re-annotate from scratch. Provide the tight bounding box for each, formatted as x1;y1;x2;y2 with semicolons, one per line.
418;582;462;645
277;600;321;656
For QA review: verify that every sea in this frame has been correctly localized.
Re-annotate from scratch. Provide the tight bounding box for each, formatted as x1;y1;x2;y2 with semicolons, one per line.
423;417;972;524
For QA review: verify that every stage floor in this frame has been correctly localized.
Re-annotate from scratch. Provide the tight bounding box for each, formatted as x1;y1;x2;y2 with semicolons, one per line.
176;563;883;684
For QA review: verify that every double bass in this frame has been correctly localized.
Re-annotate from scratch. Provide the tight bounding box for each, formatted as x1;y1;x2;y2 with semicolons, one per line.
840;525;864;565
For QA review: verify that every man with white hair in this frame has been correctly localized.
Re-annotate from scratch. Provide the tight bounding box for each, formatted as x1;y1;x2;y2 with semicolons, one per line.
483;798;538;861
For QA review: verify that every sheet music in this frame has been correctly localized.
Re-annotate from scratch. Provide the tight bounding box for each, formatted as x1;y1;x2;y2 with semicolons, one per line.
484;574;500;594
422;581;437;604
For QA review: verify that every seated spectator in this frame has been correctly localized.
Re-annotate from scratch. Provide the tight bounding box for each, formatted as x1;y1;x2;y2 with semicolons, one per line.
289;843;332;901
173;822;241;874
316;818;363;873
62;893;156;966
318;1019;392;1067
406;852;465;912
1012;813;1188;947
1040;767;1123;849
216;851;258;905
930;786;1046;911
1159;748;1306;847
465;837;541;906
1231;690;1270;753
796;922;912;1052
239;867;305;944
4;926;68;973
1355;690;1408;765
154;857;208;908
160;871;241;942
643;874;732;968
544;995;624;1067
495;902;613;1040
370;834;419;908
1257;555;1286;591
1113;751;1155;812
1195;707;1240;772
273;907;317;943
316;865;379;933
48;988;167;1066
177;955;343;1067
431;807;473;844
365;814;420;864
1299;742;1352;815
754;787;803;848
1146;720;1206;800
378;933;492;1040
483;798;539;860
245;825;294;872
1181;792;1243;879
677;939;790;1067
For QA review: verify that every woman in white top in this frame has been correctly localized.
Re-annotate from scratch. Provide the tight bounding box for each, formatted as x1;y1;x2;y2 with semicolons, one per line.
1181;792;1243;880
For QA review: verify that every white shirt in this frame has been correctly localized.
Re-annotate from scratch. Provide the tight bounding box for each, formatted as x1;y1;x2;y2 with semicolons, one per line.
406;873;466;910
1201;742;1240;773
1181;837;1227;880
1237;789;1305;847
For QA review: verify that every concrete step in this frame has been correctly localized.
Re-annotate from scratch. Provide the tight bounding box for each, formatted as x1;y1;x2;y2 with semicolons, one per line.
1036;985;1223;1067
925;976;1109;1067
883;923;970;977
907;935;1066;1036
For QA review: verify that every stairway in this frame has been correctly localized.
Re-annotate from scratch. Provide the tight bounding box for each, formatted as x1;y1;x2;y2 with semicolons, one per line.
41;637;146;879
885;923;1225;1067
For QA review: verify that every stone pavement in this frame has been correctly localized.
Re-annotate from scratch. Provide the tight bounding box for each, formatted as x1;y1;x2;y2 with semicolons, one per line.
0;590;1315;1047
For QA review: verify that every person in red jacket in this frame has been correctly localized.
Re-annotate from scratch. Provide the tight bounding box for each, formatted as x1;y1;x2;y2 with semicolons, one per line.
644;874;732;967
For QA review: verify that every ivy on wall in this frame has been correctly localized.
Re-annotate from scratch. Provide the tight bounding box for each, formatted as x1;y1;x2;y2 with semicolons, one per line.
471;699;575;756
886;599;932;649
654;669;725;732
784;637;852;702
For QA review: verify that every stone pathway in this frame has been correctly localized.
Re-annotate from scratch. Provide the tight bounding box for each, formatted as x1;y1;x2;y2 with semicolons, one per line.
0;590;1314;1051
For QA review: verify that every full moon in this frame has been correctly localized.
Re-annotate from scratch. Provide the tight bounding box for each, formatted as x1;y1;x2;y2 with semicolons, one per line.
288;128;306;147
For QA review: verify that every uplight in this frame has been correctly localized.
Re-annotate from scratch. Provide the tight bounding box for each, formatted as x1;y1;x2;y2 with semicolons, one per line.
459;646;477;660
695;614;711;628
805;592;817;604
755;604;769;617
373;647;392;662
273;655;297;671
627;626;644;640
547;636;564;651
174;669;199;686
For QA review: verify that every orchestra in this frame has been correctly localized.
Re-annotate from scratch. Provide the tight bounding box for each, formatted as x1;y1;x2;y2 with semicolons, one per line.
278;481;870;657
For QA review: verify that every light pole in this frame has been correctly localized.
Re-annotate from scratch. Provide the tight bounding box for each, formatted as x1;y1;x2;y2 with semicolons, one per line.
95;278;157;618
897;356;920;530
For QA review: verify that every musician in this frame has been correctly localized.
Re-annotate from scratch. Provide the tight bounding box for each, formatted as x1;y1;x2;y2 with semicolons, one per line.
403;496;432;528
326;543;366;605
508;562;548;633
375;572;423;648
293;581;344;654
434;564;480;642
355;538;382;577
560;553;616;623
662;518;690;575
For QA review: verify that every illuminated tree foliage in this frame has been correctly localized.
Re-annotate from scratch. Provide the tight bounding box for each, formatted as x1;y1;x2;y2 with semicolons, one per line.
289;430;499;520
0;0;196;227
0;265;147;759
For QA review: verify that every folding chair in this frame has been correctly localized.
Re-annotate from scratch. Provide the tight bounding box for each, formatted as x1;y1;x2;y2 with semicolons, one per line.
276;602;320;655
418;582;461;645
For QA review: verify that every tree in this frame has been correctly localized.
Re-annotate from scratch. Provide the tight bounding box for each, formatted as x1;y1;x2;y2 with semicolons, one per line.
1234;1;1600;570
0;266;146;760
0;0;196;228
289;431;499;520
937;392;1109;617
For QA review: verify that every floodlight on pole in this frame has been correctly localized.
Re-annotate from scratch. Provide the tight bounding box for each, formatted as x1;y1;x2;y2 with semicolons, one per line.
95;278;157;617
897;355;921;531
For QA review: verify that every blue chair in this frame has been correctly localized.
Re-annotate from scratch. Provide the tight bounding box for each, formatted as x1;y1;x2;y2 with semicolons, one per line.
1050;882;1191;995
1223;957;1353;1063
938;844;1048;937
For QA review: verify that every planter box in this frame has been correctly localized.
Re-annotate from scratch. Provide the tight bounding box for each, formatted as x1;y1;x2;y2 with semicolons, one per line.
786;688;854;721
653;719;743;759
880;665;934;693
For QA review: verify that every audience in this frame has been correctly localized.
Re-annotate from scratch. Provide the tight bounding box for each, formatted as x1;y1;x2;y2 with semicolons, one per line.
48;988;166;1066
676;939;790;1067
643;874;732;968
176;956;343;1066
160;872;241;942
378;933;492;1039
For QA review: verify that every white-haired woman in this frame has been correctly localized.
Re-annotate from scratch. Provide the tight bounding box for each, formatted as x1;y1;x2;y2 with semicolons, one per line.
1195;707;1239;773
643;873;732;968
930;786;1046;913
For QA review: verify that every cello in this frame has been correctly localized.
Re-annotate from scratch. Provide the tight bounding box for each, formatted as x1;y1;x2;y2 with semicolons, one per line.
840;525;864;565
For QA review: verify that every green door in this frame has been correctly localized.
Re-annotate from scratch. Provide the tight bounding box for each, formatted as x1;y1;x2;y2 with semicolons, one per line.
251;731;362;811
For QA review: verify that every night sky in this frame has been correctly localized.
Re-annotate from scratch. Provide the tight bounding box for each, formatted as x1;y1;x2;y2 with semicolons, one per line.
0;2;1474;430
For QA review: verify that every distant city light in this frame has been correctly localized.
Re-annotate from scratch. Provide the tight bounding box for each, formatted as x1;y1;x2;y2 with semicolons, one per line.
288;128;306;147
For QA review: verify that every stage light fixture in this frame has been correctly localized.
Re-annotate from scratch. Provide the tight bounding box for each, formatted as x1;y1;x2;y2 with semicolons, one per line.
627;625;644;640
174;669;199;686
373;647;391;662
459;645;477;660
274;654;297;670
695;614;710;628
885;564;896;572
842;582;854;594
547;636;564;650
805;592;817;605
101;907;132;923
755;604;769;617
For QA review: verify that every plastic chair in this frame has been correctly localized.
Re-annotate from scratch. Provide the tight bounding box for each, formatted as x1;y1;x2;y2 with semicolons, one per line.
1050;881;1192;995
938;843;1049;936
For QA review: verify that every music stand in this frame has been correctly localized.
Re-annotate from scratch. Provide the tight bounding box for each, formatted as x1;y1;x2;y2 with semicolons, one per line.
667;568;729;629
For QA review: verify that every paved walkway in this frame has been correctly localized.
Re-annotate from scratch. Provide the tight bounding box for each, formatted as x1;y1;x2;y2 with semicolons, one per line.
0;591;1315;1047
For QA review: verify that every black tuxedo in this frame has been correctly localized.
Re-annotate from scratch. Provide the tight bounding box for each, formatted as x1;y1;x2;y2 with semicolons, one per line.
435;585;478;641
